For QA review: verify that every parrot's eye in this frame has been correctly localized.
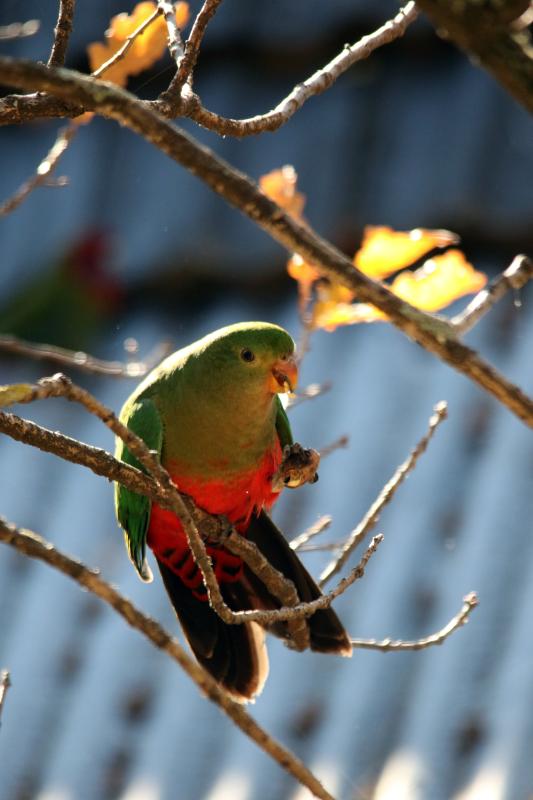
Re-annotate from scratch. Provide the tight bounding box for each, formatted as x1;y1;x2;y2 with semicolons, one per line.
240;348;255;363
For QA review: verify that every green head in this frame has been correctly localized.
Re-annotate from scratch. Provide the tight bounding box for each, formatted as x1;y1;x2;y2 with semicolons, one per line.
186;321;298;398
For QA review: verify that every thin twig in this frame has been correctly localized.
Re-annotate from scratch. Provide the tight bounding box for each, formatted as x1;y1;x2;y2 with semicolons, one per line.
319;435;349;459
286;381;332;410
47;0;75;67
297;541;344;553
320;402;448;587
0;518;333;800
178;3;419;135
290;515;332;551
351;593;479;651
224;533;310;651
0;21;40;41
160;0;224;108
0;123;77;216
452;254;533;335
158;1;185;64
91;8;160;79
0;334;172;377
0;670;11;727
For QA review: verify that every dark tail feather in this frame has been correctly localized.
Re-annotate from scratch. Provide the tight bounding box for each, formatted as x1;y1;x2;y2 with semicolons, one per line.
245;511;352;657
156;558;269;703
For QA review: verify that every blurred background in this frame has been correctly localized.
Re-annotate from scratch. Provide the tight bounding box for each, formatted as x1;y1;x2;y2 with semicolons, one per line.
1;1;533;798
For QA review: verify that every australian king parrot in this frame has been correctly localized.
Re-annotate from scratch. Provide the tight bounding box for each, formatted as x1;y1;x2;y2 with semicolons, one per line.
115;322;351;702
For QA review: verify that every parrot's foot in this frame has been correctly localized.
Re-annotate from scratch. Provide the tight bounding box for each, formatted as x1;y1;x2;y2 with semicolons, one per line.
272;443;320;492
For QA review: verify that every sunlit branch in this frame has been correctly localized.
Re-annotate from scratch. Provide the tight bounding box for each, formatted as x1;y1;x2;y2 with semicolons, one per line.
351;593;479;651
320;402;448;587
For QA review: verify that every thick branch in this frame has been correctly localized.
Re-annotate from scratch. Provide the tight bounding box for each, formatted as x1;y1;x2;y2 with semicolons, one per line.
0;517;333;800
0;58;531;426
351;592;479;651
320;402;448;587
47;0;75;67
415;0;533;114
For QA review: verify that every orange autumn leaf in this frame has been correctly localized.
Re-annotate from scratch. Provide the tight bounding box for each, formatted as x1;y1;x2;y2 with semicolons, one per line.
313;250;487;331
312;283;362;330
259;166;306;220
354;226;459;280
387;249;487;312
87;1;190;88
287;253;320;286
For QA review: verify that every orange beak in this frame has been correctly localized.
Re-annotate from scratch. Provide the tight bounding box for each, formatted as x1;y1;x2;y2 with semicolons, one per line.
268;354;298;394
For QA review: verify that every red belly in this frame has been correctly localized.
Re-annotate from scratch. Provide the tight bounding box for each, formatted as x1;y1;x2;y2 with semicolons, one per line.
147;442;282;600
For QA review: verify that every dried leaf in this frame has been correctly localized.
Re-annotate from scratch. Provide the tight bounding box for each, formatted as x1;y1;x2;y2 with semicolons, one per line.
259;166;306;220
354;226;459;279
312;250;486;330
287;254;320;285
387;249;487;312
87;1;190;87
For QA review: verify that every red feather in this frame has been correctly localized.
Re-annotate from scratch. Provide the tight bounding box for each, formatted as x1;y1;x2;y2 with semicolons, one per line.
147;440;282;600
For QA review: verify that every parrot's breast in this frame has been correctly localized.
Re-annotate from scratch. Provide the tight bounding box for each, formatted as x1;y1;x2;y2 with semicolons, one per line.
147;440;283;600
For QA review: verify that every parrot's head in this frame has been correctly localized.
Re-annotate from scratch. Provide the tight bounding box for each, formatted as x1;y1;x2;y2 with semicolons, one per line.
194;321;298;398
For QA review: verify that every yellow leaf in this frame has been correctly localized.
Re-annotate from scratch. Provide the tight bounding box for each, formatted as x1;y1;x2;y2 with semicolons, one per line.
389;250;487;312
259;166;306;220
354;226;460;279
87;1;190;87
312;250;486;331
313;301;384;331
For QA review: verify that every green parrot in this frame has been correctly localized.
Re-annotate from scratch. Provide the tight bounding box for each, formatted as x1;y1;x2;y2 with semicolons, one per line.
115;322;351;702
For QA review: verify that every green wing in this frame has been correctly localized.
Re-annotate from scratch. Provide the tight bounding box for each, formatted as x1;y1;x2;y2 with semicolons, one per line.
115;396;163;582
275;395;293;450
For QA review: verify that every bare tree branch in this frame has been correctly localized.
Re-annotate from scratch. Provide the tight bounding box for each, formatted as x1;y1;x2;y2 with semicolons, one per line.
178;2;419;135
351;592;479;651
286;381;332;409
290;515;333;551
158;1;185;64
319;435;349;459
0;123;77;216
414;0;533;114
48;0;75;67
91;7;160;79
320;402;448;587
0;334;172;377
0;517;334;800
1;57;530;427
452;254;533;335
0;669;11;728
165;0;224;100
0;4;418;132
